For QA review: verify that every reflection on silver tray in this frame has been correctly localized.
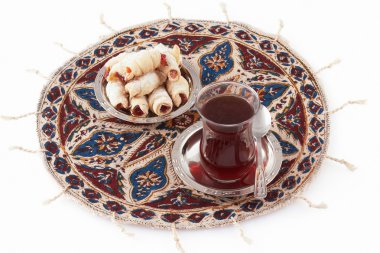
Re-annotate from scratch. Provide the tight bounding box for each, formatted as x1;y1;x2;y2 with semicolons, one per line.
94;59;201;124
172;122;283;197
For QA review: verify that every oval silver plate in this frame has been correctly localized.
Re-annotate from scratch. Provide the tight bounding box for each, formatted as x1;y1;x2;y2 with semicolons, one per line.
171;121;283;197
94;59;201;124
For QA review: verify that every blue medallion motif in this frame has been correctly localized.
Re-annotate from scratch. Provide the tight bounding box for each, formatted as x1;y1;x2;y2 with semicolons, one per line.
251;83;289;107
199;41;234;85
130;156;168;201
72;131;143;157
74;88;105;111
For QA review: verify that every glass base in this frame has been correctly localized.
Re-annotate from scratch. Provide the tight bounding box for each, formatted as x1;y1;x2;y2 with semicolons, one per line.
205;173;243;184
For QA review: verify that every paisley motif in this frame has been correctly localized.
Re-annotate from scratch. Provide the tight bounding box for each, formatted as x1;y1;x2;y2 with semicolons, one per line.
59;96;90;146
236;42;284;75
128;134;166;162
74;88;105;111
272;132;299;155
251;83;289;107
72;131;143;157
275;94;306;145
75;164;125;199
154;35;216;55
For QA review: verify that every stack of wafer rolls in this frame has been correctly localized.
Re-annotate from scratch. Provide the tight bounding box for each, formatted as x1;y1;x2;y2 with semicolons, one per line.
104;44;190;117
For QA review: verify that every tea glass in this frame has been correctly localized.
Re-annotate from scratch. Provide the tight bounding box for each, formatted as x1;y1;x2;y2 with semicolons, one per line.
196;82;261;183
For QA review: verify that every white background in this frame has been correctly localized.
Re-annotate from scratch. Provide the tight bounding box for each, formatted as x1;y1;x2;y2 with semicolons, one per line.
0;0;379;252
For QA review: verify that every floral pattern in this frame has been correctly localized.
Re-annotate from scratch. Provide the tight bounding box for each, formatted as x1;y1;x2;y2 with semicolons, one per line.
157;110;200;132
37;19;328;229
130;156;168;201
199;41;234;84
146;188;217;210
82;188;102;203
131;209;156;220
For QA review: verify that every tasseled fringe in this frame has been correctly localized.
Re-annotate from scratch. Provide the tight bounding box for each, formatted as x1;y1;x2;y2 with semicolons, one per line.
171;223;186;253
295;196;328;209
26;69;48;79
220;2;230;26
328;99;367;114
164;3;173;24
43;186;70;205
231;216;252;245
315;59;341;74
1;111;40;120
100;13;117;32
326;155;357;171
111;212;135;237
274;19;284;42
9;146;45;153
54;42;77;55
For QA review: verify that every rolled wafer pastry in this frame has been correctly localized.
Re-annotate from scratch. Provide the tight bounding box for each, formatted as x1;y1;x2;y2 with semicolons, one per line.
133;49;161;75
130;96;149;117
156;44;182;65
148;86;173;116
104;52;127;78
125;71;167;98
105;80;129;110
166;76;190;107
124;49;161;81
107;52;138;82
171;45;181;65
159;53;180;82
108;48;161;82
155;44;181;81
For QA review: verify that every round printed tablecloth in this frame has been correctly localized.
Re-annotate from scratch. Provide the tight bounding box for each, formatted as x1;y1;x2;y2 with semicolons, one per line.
37;19;329;229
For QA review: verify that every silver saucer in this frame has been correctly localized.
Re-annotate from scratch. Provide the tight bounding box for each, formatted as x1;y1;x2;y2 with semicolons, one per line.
171;122;283;197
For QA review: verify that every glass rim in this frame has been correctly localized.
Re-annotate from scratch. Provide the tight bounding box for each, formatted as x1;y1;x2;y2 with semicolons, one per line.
195;81;260;127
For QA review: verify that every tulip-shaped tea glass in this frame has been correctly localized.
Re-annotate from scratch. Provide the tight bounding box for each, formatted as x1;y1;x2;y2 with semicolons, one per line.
196;82;261;183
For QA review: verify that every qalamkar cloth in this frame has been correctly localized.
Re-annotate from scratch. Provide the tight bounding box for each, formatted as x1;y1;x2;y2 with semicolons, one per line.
37;19;329;229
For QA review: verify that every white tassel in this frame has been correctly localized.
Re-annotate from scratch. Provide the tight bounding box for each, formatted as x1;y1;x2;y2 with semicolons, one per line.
43;186;70;205
171;223;186;253
9;146;45;154
231;216;252;245
26;69;48;79
295;196;328;209
326;155;357;171
1;111;40;120
315;59;341;74
328;99;367;114
164;3;173;24
111;212;135;237
54;42;77;55
100;13;117;32
220;2;230;26
274;19;284;42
